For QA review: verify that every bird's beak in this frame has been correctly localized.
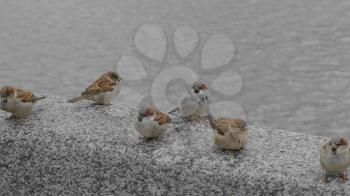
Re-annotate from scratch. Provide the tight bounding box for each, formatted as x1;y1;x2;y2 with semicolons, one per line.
340;138;348;145
332;147;337;153
331;143;338;153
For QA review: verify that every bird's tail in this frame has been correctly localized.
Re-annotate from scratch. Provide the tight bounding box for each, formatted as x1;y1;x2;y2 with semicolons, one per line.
33;96;46;103
68;96;84;103
168;107;179;114
205;114;217;129
37;96;47;101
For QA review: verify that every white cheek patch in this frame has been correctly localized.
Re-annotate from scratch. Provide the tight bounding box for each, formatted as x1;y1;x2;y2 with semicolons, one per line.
143;116;153;121
0;98;7;103
199;90;208;94
345;145;350;151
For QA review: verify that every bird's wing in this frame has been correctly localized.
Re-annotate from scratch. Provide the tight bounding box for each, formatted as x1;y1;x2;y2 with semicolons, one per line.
230;119;247;129
153;112;171;125
82;76;117;95
214;118;231;134
179;93;200;116
213;118;247;136
217;118;246;130
16;89;38;103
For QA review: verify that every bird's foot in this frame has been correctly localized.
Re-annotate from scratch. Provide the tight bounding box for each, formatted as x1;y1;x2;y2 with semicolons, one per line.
190;116;201;125
189;116;204;125
6;114;18;120
240;146;246;152
340;172;348;183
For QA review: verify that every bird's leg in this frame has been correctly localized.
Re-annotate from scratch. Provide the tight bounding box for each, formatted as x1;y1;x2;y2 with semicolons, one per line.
199;116;207;122
340;172;348;182
196;115;208;122
6;114;18;120
190;116;202;125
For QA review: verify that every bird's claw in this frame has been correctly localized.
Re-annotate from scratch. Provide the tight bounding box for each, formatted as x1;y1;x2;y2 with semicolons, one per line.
189;116;205;125
6;115;18;120
341;173;348;183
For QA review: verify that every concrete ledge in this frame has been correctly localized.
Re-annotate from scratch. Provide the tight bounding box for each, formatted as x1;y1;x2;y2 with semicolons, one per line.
0;96;349;195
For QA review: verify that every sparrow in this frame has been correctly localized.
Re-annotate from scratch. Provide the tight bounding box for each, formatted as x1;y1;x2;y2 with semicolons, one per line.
68;71;122;105
0;86;46;118
170;82;209;122
135;106;171;139
320;137;350;183
207;114;248;150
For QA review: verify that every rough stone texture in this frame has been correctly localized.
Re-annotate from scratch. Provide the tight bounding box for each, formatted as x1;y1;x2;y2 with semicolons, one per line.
0;96;349;195
3;0;350;137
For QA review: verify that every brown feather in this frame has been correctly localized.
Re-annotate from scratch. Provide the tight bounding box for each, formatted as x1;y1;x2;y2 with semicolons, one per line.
0;86;44;103
153;111;171;125
206;114;216;128
208;115;247;133
0;86;15;97
16;89;45;103
81;73;118;95
68;72;121;103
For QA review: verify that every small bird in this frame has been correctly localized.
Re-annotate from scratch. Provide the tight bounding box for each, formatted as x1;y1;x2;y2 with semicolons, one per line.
0;86;46;118
207;114;248;150
320;137;350;183
69;71;122;105
170;82;209;122
135;106;171;139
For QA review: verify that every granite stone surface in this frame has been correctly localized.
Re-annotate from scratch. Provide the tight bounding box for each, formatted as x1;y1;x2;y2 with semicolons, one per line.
0;96;349;195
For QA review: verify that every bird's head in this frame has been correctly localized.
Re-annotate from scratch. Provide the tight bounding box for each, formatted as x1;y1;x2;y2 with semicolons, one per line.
192;82;208;94
0;86;16;103
106;71;122;82
328;137;349;155
138;106;157;117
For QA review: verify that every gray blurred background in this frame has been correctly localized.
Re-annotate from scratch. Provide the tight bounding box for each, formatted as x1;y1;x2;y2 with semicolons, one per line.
1;0;350;138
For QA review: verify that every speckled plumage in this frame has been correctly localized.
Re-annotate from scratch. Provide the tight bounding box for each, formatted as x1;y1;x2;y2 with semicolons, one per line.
320;137;350;182
207;115;248;150
69;71;122;105
1;96;349;195
135;106;171;139
0;86;46;118
179;83;208;121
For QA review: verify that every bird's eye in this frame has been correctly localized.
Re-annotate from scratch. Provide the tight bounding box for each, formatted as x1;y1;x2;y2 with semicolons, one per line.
194;88;200;93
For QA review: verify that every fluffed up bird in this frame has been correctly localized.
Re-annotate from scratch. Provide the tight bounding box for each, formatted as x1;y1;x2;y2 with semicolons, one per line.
207;114;248;150
69;71;122;105
320;137;350;183
0;86;46;118
170;82;209;122
135;106;171;139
